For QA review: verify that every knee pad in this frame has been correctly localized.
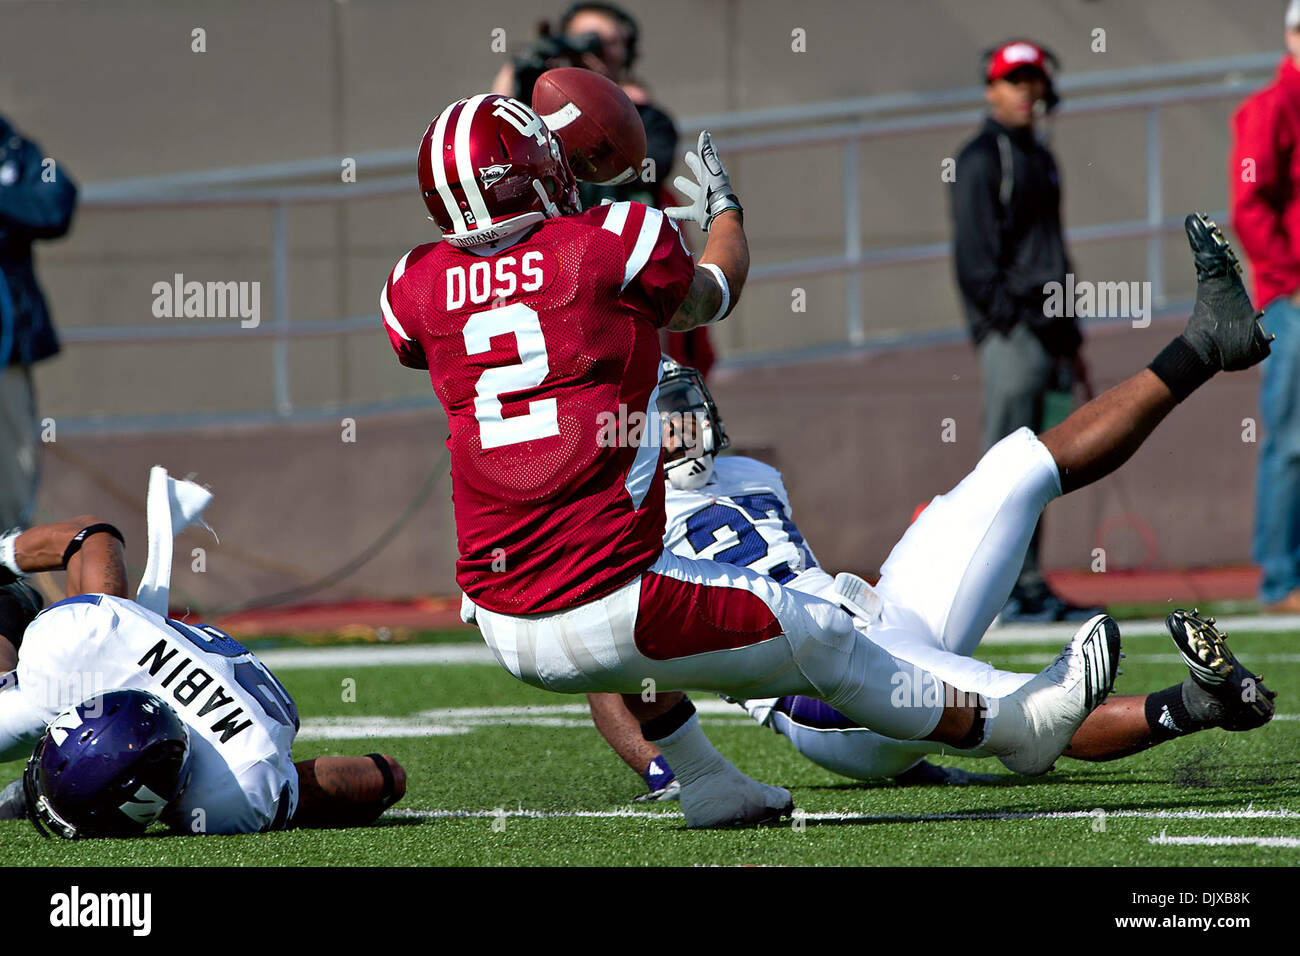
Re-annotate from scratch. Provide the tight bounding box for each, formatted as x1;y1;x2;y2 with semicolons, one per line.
775;591;859;699
991;427;1063;502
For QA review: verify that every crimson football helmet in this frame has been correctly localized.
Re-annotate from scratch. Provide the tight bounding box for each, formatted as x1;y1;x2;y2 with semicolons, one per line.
418;93;581;248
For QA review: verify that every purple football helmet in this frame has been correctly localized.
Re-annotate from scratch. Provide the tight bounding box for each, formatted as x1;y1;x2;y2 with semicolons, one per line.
23;689;191;839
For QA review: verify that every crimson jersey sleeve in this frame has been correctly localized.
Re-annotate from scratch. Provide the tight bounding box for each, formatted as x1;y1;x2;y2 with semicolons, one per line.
592;201;695;328
379;244;435;369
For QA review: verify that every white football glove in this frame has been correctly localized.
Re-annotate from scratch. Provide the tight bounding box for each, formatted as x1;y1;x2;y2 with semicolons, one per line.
664;131;742;231
632;778;682;803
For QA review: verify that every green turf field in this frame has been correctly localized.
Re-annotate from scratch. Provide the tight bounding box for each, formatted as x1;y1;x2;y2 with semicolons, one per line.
2;626;1297;866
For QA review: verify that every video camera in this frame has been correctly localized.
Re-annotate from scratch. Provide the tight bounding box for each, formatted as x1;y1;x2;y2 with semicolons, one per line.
510;24;605;102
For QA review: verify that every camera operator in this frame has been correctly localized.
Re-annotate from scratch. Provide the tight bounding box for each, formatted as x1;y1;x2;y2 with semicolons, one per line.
491;3;712;375
493;4;675;205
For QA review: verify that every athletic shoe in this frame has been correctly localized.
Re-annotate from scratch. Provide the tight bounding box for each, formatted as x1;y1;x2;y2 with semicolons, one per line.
0;777;25;821
1166;608;1276;731
892;760;1001;787
1181;214;1272;371
988;614;1121;775
678;765;793;828
994;588;1055;623
996;582;1104;624
1261;588;1300;615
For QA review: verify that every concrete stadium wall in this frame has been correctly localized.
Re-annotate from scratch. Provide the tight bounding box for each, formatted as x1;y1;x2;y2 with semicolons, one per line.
2;0;1289;420
0;0;1279;602
34;316;1261;609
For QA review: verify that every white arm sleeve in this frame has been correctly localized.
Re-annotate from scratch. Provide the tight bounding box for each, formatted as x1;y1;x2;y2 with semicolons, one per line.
698;263;731;324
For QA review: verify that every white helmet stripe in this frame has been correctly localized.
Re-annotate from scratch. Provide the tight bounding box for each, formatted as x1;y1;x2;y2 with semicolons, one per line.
454;93;495;231
430;103;466;233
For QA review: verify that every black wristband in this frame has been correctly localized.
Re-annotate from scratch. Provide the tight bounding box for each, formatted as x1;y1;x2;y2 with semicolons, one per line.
709;194;743;228
366;753;398;806
61;523;125;568
639;696;697;742
1147;335;1216;403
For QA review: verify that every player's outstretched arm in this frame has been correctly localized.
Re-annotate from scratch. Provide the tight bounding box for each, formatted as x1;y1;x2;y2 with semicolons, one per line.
4;516;128;598
290;754;406;829
667;210;748;332
665;131;747;331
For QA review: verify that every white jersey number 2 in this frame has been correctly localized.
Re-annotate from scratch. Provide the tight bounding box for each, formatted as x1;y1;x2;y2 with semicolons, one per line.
463;303;560;449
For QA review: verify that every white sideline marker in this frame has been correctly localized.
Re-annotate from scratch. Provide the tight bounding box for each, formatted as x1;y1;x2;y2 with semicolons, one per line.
1149;829;1300;848
295;699;753;740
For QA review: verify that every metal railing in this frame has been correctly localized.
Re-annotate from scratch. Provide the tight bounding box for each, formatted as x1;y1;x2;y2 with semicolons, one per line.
68;51;1280;429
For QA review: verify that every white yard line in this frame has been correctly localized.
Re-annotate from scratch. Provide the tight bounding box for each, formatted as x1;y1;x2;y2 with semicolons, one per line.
297;699;1299;741
296;699;751;740
259;615;1300;670
260;643;497;669
996;652;1300;666
389;807;1300;823
1149;831;1300;848
985;614;1300;644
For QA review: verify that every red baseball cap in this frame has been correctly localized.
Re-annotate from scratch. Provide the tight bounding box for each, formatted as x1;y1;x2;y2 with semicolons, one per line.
986;40;1052;83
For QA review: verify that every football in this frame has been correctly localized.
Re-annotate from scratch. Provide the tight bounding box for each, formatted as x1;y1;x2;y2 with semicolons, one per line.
532;67;646;186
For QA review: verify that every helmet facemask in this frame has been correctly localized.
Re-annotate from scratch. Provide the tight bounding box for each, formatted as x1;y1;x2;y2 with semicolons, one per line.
419;95;582;250
657;360;729;491
542;129;583;218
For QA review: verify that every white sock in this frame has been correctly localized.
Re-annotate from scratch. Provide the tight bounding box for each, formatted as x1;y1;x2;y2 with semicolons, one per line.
652;714;733;786
978;695;1025;755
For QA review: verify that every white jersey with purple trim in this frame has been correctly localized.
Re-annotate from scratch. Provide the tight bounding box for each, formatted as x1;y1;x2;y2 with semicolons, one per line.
662;456;819;586
0;593;299;834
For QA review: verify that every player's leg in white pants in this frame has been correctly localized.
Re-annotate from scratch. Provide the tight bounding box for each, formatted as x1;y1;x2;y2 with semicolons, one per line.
742;697;936;780
474;548;951;741
874;426;1064;657
472;538;1067;750
731;428;1063;779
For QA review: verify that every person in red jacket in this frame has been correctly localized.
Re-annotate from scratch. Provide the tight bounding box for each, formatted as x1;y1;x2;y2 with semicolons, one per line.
1230;1;1300;613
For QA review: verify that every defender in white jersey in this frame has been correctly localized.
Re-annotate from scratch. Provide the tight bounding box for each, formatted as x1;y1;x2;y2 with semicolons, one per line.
3;592;301;832
590;359;1276;797
0;473;407;837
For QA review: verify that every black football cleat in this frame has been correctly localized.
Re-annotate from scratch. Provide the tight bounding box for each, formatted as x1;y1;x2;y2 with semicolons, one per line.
1166;608;1276;731
1181;213;1272;372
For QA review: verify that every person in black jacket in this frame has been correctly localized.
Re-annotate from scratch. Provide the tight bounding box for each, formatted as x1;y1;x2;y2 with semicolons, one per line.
0;115;76;531
492;3;677;211
950;40;1098;623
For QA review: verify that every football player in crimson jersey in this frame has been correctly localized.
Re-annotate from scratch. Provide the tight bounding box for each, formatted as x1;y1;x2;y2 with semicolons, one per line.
382;92;1262;828
589;360;1276;799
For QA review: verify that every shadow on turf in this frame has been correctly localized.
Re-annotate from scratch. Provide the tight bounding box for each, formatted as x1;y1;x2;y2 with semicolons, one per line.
799;752;1298;794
